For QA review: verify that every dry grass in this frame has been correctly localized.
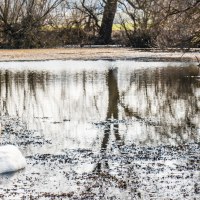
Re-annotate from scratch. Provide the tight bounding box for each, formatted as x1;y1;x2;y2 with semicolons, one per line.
0;48;199;61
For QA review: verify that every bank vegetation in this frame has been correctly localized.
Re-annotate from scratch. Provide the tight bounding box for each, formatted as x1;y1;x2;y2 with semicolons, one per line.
0;0;199;49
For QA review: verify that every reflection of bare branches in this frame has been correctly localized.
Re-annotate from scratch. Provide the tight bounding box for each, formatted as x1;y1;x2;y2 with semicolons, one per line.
120;65;200;145
195;56;200;67
106;68;119;119
0;63;199;151
3;71;11;115
95;68;123;173
0;70;51;118
93;95;101;118
28;72;38;102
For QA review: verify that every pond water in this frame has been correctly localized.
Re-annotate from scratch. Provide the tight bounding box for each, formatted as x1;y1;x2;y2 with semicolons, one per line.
0;60;199;199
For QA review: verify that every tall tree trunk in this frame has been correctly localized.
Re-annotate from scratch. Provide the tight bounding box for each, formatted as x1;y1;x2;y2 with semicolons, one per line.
97;0;118;44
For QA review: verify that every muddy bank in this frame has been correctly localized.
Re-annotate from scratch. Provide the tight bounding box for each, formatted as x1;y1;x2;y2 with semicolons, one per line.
0;48;199;62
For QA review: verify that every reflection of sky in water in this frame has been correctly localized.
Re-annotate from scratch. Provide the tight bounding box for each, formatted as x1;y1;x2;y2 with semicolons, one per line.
0;60;199;155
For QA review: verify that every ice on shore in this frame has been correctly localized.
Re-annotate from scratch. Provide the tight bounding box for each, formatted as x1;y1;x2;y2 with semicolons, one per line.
0;145;26;174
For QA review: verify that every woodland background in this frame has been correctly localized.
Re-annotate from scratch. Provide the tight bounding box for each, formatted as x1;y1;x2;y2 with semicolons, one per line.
0;0;199;49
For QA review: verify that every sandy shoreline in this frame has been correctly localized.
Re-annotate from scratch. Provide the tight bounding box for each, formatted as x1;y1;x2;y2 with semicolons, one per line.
0;48;199;62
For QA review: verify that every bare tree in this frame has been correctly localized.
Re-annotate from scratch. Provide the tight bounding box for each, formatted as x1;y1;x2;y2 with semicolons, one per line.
0;0;64;48
153;0;200;48
97;0;118;44
118;0;200;48
72;0;103;44
0;0;199;48
119;0;155;47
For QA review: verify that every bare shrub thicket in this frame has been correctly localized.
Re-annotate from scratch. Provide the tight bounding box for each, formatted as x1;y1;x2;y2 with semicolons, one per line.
118;0;156;47
119;0;200;48
0;0;199;48
153;0;200;48
61;0;103;45
0;0;64;48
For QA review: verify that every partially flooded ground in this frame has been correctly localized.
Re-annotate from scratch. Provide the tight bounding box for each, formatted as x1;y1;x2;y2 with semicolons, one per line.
0;60;199;199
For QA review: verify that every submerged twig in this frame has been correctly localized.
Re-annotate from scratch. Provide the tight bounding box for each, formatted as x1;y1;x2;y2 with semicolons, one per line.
195;56;200;67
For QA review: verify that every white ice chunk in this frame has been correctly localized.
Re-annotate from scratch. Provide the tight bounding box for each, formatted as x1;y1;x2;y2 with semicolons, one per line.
0;145;26;174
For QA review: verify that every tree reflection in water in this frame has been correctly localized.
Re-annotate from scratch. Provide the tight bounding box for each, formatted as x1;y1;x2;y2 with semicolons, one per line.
94;64;200;174
0;61;199;198
95;68;123;173
0;62;199;153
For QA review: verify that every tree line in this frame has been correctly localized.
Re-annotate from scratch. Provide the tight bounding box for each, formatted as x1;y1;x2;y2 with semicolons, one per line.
0;0;199;48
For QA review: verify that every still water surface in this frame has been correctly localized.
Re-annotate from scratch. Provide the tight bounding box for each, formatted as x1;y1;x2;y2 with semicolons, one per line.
0;60;199;154
0;60;199;198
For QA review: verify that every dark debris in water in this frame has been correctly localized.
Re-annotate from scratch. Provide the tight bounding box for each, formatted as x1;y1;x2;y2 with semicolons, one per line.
0;143;199;199
0;116;200;199
93;118;161;130
0;116;52;146
0;143;195;199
